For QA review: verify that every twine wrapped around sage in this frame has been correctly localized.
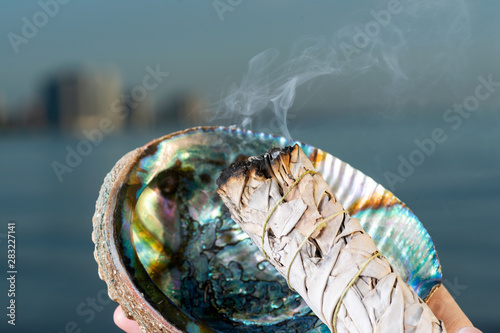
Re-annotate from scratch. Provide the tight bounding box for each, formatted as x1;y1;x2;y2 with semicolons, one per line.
216;144;445;333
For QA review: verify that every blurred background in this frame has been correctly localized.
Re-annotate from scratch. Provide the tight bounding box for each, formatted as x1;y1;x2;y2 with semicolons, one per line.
1;1;499;332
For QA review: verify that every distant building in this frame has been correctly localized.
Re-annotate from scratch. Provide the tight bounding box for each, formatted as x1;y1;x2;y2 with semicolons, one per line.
42;68;123;132
157;91;208;125
125;91;156;130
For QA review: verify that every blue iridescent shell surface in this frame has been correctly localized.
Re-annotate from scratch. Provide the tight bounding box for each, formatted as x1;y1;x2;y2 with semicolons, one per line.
115;126;442;333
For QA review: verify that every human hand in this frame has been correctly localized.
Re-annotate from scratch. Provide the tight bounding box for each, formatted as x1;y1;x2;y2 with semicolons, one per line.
427;285;482;333
114;305;141;333
114;285;482;333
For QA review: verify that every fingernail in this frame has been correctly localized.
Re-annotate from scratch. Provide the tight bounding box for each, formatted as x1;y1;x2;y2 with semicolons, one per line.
456;327;482;333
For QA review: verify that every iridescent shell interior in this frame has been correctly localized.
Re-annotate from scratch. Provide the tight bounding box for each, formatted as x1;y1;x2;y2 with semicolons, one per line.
116;126;442;333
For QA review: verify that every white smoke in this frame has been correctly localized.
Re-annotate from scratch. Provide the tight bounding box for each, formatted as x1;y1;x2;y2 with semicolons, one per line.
208;0;471;139
208;37;338;139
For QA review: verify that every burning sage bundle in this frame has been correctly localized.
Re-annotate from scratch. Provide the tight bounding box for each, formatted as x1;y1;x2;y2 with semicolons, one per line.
216;145;445;333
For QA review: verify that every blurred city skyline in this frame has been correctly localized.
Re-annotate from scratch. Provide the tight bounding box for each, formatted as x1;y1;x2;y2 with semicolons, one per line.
2;1;500;134
0;64;208;132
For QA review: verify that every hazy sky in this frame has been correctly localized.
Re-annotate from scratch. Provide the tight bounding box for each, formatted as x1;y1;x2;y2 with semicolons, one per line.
2;1;500;117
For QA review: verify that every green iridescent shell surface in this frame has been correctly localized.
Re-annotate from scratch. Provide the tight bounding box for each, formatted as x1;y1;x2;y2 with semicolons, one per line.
104;126;442;333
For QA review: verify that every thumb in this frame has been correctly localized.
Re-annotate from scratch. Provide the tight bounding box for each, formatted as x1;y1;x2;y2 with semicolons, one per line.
426;285;481;333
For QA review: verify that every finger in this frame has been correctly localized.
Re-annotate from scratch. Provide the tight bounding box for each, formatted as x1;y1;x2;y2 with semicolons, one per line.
456;328;483;333
426;285;481;332
114;305;141;333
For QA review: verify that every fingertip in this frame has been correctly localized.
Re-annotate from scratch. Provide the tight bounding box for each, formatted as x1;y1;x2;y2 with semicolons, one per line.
114;305;141;333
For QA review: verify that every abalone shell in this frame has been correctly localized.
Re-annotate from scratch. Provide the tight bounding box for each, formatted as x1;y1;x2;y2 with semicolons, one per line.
92;126;442;333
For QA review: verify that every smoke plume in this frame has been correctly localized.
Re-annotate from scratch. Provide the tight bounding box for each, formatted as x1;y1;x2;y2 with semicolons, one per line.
208;0;471;139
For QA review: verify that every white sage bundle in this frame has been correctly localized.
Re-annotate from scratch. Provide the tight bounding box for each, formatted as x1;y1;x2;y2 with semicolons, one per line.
216;145;445;333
